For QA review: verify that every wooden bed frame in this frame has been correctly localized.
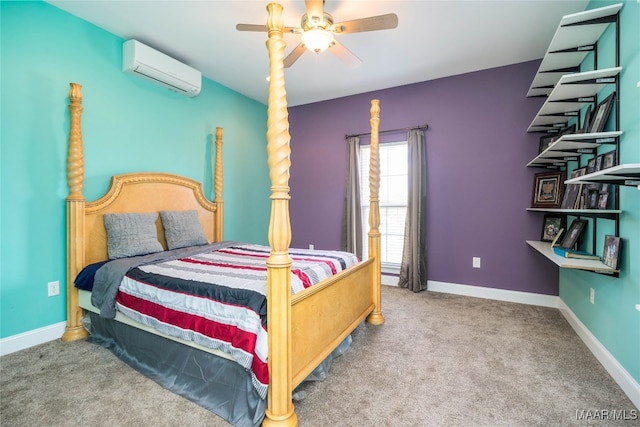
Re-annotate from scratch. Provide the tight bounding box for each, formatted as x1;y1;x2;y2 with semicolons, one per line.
61;3;383;426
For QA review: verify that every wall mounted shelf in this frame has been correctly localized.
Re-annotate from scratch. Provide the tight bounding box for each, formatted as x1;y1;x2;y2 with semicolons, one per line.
527;3;623;98
526;240;619;274
527;207;621;221
525;3;624;277
527;131;622;168
527;67;621;133
566;163;640;188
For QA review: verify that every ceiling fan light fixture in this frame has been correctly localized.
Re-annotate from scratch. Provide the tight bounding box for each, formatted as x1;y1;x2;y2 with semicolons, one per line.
301;29;334;53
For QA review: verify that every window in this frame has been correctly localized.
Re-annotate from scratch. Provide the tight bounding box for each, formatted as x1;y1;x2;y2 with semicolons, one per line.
359;141;407;267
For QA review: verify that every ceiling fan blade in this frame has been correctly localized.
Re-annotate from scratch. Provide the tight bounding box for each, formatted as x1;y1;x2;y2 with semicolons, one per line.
328;40;362;69
305;0;324;20
236;23;268;32
332;13;398;34
284;43;307;68
236;24;300;34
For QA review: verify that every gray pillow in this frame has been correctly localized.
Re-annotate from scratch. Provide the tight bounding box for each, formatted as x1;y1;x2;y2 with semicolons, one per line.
104;212;164;259
160;210;209;250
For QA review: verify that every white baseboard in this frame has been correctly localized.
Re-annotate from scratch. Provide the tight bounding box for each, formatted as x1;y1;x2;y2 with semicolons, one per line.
427;280;560;308
0;321;66;357
381;274;398;286
558;300;640;410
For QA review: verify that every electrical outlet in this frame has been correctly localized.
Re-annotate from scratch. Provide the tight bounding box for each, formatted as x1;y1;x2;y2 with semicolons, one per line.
473;257;481;268
48;281;60;297
309;244;314;250
590;288;595;304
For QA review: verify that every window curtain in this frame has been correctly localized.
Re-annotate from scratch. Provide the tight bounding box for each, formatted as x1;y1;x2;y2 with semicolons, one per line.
341;136;363;260
398;129;428;292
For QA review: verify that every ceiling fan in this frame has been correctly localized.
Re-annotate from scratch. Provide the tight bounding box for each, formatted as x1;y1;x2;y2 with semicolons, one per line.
236;0;398;68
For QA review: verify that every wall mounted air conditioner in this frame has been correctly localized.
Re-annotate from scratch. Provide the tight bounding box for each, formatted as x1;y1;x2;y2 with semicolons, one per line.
122;39;201;97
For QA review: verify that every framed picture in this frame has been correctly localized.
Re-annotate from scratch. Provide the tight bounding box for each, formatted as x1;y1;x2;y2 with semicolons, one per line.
538;134;556;154
572;167;586;177
594;154;604;171
554;123;576;141
531;171;565;208
603;149;617;169
597;192;609;209
560;167;586;209
589;92;616;133
578;186;587;209
560;218;588;249
588;188;599;209
602;235;622;270
541;214;566;242
550;228;564;247
587;157;597;174
577;104;593;134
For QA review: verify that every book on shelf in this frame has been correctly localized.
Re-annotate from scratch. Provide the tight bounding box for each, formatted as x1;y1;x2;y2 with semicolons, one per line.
552;247;601;260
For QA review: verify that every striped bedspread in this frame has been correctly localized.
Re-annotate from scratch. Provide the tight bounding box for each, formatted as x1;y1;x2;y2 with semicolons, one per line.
113;243;359;399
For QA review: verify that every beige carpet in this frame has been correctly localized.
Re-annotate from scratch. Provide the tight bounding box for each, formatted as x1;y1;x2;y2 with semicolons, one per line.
1;286;637;426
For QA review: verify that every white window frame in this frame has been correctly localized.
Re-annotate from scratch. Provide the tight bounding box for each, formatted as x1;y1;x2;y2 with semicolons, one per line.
359;141;407;271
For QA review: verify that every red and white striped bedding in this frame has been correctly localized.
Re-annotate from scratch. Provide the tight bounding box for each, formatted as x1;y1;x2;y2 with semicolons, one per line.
112;243;359;399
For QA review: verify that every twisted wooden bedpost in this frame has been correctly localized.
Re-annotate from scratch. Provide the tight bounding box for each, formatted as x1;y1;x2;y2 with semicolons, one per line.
62;83;89;342
213;126;224;242
263;3;297;427
366;100;385;325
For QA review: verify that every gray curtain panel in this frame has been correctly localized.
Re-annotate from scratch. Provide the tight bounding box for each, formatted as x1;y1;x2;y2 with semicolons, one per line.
398;129;428;292
341;136;363;260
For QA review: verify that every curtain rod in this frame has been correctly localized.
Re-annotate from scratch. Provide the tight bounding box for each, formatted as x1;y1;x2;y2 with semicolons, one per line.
345;124;429;140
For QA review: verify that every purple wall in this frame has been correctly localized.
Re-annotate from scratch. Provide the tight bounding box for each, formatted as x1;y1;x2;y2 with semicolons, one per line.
288;60;559;295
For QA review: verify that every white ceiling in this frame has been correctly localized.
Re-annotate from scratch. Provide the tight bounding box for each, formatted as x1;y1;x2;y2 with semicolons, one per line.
46;0;589;106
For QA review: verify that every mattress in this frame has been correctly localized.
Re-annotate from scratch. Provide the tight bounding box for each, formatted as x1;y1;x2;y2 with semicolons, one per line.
78;242;359;399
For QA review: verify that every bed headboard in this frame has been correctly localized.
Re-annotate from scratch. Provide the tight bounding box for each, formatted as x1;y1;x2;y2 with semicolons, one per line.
83;172;218;264
63;82;224;341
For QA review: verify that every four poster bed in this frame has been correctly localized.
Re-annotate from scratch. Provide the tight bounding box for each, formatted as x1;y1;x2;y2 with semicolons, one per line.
61;3;383;426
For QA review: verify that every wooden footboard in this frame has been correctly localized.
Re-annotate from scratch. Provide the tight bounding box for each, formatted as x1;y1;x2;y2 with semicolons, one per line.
291;259;375;387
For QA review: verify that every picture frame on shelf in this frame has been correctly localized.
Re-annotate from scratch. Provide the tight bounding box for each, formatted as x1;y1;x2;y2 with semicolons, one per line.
560;167;586;209
578;186;588;209
531;171;565;209
550;228;564;248
554;123;576;141
587;157;597;174
603;149;617;169
577;104;593;134
589;180;603;196
538;134;556;154
597;192;609;209
541;214;566;243
602;235;621;270
559;218;588;249
588;189;599;209
595;154;604;171
589;92;616;133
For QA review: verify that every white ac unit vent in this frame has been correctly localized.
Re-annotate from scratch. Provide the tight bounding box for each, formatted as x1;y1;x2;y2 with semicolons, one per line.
122;39;201;97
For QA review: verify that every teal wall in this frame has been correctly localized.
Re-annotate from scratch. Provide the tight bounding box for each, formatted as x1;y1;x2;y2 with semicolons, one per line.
560;0;640;384
0;1;271;338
